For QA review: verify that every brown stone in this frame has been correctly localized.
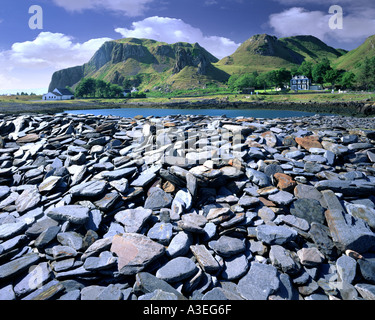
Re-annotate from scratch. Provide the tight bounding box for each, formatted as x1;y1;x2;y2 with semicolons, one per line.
261;131;277;147
258;197;276;207
295;136;322;150
163;181;176;193
274;173;297;192
110;233;165;275
17;134;40;143
163;122;176;127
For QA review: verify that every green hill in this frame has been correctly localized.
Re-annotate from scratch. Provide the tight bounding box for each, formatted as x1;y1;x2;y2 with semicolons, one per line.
215;34;304;75
48;38;229;92
215;34;345;76
48;34;362;93
334;35;375;74
279;35;344;63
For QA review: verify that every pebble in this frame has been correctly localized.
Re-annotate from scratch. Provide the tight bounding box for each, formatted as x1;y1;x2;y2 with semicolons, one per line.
0;112;375;300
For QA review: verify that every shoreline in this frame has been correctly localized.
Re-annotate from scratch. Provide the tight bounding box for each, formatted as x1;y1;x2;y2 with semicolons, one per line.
0;99;375;117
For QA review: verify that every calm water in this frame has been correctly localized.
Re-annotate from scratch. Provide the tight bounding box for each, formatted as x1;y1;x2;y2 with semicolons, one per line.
64;108;329;119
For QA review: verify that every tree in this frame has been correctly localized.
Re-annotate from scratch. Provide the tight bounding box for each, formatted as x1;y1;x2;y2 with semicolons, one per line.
297;61;314;79
95;80;110;98
339;72;356;89
312;58;332;87
227;74;240;91
108;84;124;98
274;68;292;88
234;73;258;90
323;69;340;88
75;78;96;97
357;57;375;90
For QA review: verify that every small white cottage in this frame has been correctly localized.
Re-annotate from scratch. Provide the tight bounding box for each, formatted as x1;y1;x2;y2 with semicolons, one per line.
43;88;74;101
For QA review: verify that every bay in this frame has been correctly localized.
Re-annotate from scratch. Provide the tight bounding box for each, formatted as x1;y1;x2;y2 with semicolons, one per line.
64;108;328;119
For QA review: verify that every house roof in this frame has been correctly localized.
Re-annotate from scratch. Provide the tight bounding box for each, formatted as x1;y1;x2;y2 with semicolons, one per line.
54;88;74;95
292;75;309;80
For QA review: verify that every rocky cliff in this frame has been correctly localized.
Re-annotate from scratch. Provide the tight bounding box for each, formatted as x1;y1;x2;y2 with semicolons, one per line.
48;38;224;92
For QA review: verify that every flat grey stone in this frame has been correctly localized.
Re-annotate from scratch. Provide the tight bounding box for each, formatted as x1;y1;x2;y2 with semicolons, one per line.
138;289;178;300
114;207;152;233
166;232;193;258
34;226;61;249
0;253;40;281
256;225;298;245
83;251;117;271
144;187;173;210
237;262;280;300
270;245;300;275
47;205;90;225
0;221;27;240
315;180;375;197
323;190;375;253
290;198;325;225
13;262;52;297
358;259;375;284
0;284;15;300
134;272;187;300
38;176;62;193
355;283;375;300
15;187;41;213
51;245;78;260
101;167;137;181
336;255;357;284
268;190;294;206
345;203;375;229
246;168;271;187
21;279;64;300
57;232;84;251
202;287;229;300
221;254;249;280
25;217;59;238
69;180;107;197
208;235;246;257
0;186;10;200
147;222;173;245
80;284;123;300
130;171;156;187
93;192;120;211
190;244;220;273
156;257;198;283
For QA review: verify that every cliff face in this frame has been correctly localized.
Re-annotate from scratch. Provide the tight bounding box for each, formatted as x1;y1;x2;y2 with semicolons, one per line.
48;38;224;92
48;65;84;92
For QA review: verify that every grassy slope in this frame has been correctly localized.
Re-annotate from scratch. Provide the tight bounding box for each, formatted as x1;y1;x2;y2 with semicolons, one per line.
279;35;344;63
334;35;375;74
215;34;345;76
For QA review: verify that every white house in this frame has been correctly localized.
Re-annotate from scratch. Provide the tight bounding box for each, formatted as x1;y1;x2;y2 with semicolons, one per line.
290;75;311;91
43;88;74;101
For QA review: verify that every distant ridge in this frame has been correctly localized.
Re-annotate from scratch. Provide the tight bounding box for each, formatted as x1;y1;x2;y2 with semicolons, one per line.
48;33;371;91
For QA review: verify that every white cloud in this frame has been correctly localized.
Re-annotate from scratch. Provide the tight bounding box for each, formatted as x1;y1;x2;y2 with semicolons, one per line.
269;7;375;44
52;0;154;16
115;16;240;59
0;32;112;91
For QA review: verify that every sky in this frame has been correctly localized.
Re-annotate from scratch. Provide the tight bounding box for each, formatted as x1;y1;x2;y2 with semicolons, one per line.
0;0;374;94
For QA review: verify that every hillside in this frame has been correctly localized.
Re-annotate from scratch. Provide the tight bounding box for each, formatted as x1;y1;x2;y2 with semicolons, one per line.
48;38;229;92
215;34;345;75
279;35;344;63
334;35;375;74
48;34;361;92
215;34;304;75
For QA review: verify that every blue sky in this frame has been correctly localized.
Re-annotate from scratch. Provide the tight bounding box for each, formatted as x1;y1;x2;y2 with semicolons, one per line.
0;0;374;93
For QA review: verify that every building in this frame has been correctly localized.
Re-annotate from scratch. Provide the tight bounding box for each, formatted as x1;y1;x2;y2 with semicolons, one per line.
290;75;311;91
43;88;74;100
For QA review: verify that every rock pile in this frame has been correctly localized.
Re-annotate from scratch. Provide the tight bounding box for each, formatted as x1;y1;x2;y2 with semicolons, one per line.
1;112;375;300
